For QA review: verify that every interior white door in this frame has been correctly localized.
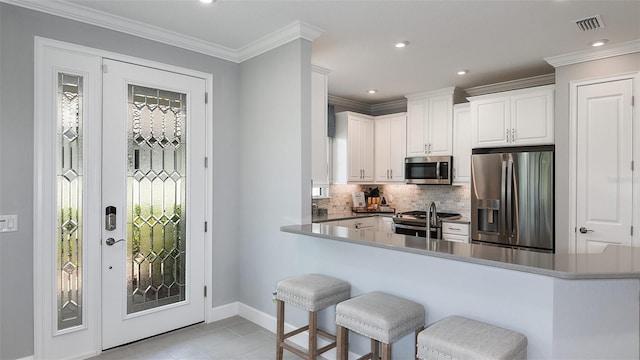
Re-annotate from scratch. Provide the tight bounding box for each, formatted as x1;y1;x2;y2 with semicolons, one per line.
576;79;633;253
101;59;206;349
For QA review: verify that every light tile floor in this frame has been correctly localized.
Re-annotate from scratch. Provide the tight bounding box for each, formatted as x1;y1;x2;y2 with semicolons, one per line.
89;316;302;360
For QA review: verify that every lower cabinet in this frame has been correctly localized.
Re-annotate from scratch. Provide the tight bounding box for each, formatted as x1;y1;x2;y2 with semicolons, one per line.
441;222;470;243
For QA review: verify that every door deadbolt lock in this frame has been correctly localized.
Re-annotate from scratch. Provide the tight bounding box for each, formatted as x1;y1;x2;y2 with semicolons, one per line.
105;206;117;231
579;227;594;234
105;237;125;246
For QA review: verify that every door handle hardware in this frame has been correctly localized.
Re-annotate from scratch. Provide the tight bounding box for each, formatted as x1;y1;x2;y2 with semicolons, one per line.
105;237;125;246
579;227;594;234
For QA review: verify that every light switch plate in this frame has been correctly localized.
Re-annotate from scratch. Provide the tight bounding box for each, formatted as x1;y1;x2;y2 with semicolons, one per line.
0;215;18;232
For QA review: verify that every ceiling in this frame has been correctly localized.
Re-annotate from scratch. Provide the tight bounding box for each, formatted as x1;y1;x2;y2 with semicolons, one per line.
59;0;640;103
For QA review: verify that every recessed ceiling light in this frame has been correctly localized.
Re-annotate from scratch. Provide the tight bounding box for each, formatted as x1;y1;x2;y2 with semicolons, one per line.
367;89;378;94
589;39;609;47
395;41;409;48
200;0;214;3
457;70;469;75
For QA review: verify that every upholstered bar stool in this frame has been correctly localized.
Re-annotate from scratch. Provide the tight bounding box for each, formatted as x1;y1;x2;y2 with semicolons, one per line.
417;315;528;360
335;291;425;360
276;274;351;360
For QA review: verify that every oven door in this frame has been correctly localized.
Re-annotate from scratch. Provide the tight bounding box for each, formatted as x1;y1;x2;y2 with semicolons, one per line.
405;156;452;184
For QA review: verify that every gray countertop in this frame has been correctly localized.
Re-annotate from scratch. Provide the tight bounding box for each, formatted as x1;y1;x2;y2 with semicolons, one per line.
281;223;640;280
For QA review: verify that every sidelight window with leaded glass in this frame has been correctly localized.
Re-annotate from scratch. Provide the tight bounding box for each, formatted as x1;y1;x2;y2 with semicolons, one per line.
57;73;83;330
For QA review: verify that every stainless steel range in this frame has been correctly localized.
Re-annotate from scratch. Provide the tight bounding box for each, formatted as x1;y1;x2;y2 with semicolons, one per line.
393;210;461;238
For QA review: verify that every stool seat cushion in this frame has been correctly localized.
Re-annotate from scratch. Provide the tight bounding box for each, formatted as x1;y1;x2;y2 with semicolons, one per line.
276;274;350;312
417;315;527;360
335;291;425;344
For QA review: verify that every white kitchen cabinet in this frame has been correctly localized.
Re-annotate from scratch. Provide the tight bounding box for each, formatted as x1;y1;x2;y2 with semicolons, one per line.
375;113;406;182
311;68;330;187
441;221;470;243
452;103;471;185
406;87;461;157
333;112;375;183
470;85;554;148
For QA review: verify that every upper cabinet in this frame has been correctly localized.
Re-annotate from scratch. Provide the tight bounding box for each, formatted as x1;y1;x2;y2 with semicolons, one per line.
452;103;471;185
406;87;463;157
333;111;375;183
469;85;554;148
374;113;407;182
311;68;330;187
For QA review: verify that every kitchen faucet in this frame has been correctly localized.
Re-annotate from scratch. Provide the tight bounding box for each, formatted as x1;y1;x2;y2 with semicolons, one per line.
427;201;436;240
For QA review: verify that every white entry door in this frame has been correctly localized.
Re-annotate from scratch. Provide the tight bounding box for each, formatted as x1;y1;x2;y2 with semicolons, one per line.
576;78;634;253
101;59;206;349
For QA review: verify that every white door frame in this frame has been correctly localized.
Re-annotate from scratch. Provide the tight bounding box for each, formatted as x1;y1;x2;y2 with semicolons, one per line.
568;72;640;253
34;37;214;359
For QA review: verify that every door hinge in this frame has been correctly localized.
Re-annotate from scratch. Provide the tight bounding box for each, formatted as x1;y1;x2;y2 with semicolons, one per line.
204;221;208;232
205;92;209;104
632;96;634;107
632;161;634;171
204;286;207;297
632;226;634;236
205;157;208;168
101;64;108;73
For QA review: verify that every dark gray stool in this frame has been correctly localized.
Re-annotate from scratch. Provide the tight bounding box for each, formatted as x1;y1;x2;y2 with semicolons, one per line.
335;291;425;360
417;315;527;360
276;274;350;360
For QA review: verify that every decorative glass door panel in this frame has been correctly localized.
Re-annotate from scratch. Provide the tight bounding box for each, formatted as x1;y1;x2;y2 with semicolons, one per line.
127;85;187;314
57;73;84;330
102;59;206;350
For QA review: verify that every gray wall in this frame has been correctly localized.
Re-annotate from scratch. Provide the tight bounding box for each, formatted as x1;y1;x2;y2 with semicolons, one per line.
553;53;640;254
0;4;241;358
237;38;312;314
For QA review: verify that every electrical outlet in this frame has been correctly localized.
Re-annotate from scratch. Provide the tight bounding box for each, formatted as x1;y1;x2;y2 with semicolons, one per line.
0;215;18;232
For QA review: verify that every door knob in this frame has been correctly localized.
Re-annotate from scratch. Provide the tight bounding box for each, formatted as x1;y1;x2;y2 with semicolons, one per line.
105;237;125;246
579;227;594;234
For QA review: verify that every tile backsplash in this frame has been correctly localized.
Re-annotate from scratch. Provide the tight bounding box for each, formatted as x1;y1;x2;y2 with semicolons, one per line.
314;183;471;218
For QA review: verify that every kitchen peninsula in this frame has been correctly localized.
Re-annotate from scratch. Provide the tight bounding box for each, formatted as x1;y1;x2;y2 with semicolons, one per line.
280;223;640;359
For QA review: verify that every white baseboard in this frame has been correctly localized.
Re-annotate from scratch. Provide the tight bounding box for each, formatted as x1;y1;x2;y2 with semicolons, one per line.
17;356;34;360
208;301;360;359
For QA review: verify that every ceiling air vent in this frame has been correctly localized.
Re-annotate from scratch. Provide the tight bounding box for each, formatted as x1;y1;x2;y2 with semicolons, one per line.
575;15;605;31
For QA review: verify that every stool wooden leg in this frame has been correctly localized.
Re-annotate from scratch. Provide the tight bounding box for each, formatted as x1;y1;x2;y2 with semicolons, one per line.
308;310;318;360
414;326;424;360
276;300;284;360
371;339;380;359
381;343;391;360
336;325;348;360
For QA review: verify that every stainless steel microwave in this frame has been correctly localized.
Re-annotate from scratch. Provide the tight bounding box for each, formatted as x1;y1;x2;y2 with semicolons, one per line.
405;156;453;184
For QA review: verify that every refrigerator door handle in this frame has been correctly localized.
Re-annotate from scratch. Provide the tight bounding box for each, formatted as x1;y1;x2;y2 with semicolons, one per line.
506;158;514;239
501;159;507;239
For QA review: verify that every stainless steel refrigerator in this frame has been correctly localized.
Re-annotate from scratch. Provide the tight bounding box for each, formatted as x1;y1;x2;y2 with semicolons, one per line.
471;145;554;252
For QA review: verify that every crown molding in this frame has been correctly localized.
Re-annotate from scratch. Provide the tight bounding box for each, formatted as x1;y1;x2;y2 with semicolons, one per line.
464;74;555;97
544;39;640;68
328;95;407;116
312;65;331;75
405;86;457;100
370;99;407;116
328;95;371;114
1;0;324;63
237;21;324;63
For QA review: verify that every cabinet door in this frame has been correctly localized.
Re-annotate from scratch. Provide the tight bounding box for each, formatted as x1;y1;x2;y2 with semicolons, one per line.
452;104;471;185
347;117;363;181
361;118;375;181
428;95;453;155
511;88;554;146
471;97;510;148
388;115;407;181
374;117;391;181
406;100;427;156
311;71;329;186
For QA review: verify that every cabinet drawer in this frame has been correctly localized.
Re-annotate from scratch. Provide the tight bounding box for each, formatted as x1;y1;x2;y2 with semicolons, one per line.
442;222;469;236
442;233;469;243
340;217;376;229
